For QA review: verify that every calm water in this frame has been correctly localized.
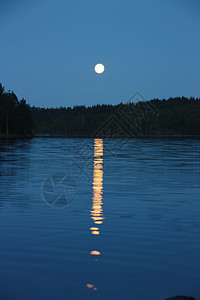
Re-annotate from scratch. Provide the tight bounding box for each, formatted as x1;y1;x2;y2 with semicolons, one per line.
0;138;200;300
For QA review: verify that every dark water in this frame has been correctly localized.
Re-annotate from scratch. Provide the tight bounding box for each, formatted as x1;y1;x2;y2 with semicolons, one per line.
0;138;200;300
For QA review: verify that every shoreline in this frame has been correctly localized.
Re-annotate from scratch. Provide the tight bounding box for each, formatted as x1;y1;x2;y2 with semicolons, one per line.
0;134;34;139
1;134;200;139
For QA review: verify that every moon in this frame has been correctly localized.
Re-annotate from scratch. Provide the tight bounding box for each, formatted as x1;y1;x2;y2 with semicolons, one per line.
94;63;105;74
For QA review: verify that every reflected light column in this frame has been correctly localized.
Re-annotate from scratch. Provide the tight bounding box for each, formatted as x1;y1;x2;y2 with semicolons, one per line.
90;139;104;237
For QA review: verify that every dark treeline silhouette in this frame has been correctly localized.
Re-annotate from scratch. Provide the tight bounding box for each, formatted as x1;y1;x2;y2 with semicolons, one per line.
1;81;200;137
32;97;200;136
0;83;33;135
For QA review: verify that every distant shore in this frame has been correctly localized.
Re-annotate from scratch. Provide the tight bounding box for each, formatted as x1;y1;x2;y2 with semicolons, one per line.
0;134;34;139
1;134;200;139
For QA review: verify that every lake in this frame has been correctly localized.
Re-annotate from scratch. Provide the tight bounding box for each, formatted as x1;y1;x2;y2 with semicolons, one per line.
0;138;200;300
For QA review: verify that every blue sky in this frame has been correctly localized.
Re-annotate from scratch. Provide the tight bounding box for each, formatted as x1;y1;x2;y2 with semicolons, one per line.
0;0;200;107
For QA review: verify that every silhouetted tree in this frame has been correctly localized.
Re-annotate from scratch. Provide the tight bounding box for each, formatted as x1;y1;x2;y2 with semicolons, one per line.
0;83;33;135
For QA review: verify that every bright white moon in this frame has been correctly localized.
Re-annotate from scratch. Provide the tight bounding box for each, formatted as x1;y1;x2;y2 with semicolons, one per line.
94;63;105;74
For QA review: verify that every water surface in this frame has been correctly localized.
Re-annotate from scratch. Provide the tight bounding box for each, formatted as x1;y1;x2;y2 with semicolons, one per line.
0;138;200;300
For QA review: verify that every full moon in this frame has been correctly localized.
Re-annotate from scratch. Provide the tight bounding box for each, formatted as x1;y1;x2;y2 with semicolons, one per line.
94;63;105;74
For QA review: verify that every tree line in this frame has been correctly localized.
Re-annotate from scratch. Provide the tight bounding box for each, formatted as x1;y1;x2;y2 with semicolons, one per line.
1;82;200;136
0;83;33;135
32;97;200;136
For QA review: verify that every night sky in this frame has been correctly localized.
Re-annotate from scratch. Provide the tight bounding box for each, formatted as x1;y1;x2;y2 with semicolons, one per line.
1;0;200;107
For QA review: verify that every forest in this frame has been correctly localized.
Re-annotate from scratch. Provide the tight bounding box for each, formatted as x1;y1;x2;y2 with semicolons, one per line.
32;97;200;136
0;83;33;135
0;82;200;137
